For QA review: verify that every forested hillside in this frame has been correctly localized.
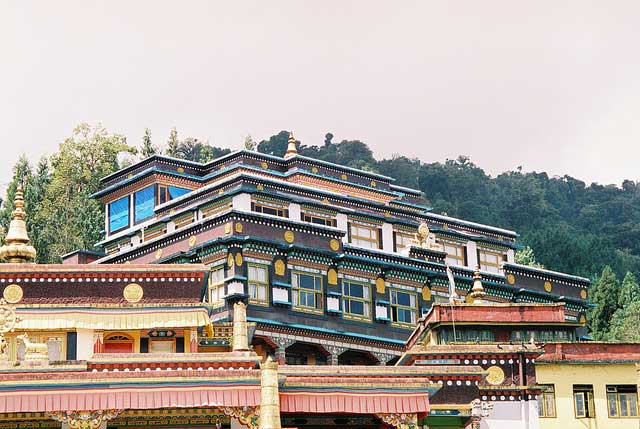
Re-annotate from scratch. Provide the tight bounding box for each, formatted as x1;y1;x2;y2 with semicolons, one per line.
2;125;639;340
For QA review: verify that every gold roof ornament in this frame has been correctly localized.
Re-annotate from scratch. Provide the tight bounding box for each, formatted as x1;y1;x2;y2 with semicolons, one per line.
410;222;439;250
0;186;36;263
284;131;298;159
469;267;487;304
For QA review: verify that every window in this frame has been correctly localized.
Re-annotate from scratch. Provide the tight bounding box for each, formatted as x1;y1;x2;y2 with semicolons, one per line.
441;240;466;267
252;200;288;217
302;211;337;227
208;267;225;307
574;385;595;418
439;328;495;343
108;196;130;233
292;272;323;312
607;385;638;417
157;185;191;205
390;289;418;326
538;385;557;418
479;248;507;273
349;222;381;250
134;186;155;223
248;264;269;306
394;231;413;252
342;281;371;321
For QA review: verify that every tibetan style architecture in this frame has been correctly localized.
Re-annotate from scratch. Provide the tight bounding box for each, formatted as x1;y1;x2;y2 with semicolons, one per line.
0;135;622;429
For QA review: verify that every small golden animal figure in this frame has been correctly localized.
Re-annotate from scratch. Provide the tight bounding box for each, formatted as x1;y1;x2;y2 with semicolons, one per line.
17;334;48;362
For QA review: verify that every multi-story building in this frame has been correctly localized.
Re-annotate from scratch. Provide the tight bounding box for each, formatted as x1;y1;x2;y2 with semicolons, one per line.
89;134;591;365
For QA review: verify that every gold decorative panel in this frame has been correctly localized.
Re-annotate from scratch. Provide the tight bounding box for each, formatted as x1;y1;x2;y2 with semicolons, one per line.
421;286;431;301
235;253;243;267
506;274;515;285
486;365;505;385
284;231;295;243
3;285;23;304
329;239;340;251
328;269;338;285
376;278;386;294
274;260;286;276
123;283;144;303
544;281;552;292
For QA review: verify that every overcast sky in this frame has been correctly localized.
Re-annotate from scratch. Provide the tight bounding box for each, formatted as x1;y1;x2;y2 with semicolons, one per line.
1;1;639;186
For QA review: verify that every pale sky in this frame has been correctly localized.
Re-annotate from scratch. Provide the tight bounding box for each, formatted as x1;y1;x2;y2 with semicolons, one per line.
1;1;640;186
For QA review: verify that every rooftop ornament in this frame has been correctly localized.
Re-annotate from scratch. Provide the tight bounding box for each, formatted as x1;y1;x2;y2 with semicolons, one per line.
410;222;439;250
469;267;488;304
0;186;36;263
284;131;298;160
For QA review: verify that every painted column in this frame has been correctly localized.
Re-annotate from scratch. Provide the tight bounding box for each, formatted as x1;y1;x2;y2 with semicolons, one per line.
232;302;249;351
288;203;301;221
381;223;394;253
92;332;104;354
259;357;281;429
466;241;478;268
507;248;515;264
336;213;349;243
189;329;198;353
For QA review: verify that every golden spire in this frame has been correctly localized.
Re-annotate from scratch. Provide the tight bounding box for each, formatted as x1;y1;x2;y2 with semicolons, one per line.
259;356;281;429
468;266;487;304
232;301;249;351
0;186;36;263
284;131;298;159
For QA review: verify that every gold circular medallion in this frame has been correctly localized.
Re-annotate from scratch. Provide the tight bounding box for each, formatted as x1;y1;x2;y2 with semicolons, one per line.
123;283;144;303
486;365;505;385
311;167;319;173
188;236;197;247
218;189;224;195
177;167;185;173
544;281;552;292
284;231;295;243
257;184;264;190
155;249;163;260
329;239;340;251
341;174;348;181
370;181;377;187
261;162;268;169
3;284;23;304
506;274;516;285
580;289;587;299
235;222;243;233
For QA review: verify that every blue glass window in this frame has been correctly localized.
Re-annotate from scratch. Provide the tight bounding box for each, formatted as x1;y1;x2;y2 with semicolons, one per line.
108;196;129;233
168;186;190;199
134;186;155;223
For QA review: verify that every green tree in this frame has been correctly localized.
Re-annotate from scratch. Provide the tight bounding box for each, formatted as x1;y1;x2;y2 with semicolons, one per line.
34;123;136;262
515;246;544;268
588;266;620;339
257;131;290;157
175;138;231;163
141;128;157;158
609;301;640;341
618;272;640;308
165;127;179;157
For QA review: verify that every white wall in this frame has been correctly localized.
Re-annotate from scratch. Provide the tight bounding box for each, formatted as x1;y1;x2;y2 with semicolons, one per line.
336;213;348;244
289;203;301;221
75;328;94;361
232;193;252;212
478;400;539;429
466;241;478;268
381;223;394;253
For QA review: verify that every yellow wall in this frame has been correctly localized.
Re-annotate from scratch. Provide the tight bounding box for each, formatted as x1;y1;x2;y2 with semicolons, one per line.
536;363;639;429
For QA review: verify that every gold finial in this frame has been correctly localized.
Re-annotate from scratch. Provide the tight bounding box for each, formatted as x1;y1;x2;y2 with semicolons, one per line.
0;186;36;263
469;266;487;303
284;131;298;159
409;222;439;250
232;301;249;351
260;356;281;429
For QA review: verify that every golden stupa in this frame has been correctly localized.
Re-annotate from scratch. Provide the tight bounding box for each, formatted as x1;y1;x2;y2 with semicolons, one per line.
0;186;36;263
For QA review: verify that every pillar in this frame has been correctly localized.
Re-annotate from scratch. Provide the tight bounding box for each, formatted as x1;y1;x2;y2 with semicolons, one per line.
260;357;281;429
189;329;199;353
466;241;478;268
232;302;249;352
92;332;104;354
336;213;349;243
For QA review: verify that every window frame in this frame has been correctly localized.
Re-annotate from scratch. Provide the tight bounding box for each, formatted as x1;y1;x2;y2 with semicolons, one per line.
252;199;288;218
247;263;269;306
302;211;337;227
538;384;557;418
208;267;226;308
441;239;467;267
607;385;639;418
341;280;372;321
349;221;381;250
133;185;156;224
478;248;507;273
573;385;596;419
108;195;130;234
390;288;418;328
291;271;324;314
394;230;414;253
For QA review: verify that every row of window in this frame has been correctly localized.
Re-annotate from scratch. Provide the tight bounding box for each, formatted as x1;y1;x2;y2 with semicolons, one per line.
108;184;191;233
539;384;638;419
209;267;419;326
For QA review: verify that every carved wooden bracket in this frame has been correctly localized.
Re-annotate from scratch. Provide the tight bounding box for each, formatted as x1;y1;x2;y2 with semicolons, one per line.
219;406;260;429
47;410;122;429
376;412;418;429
